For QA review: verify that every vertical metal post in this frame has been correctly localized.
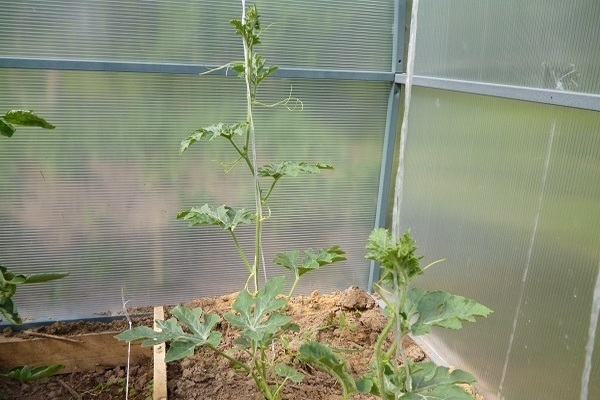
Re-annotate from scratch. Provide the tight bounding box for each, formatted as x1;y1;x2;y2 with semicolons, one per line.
367;0;406;292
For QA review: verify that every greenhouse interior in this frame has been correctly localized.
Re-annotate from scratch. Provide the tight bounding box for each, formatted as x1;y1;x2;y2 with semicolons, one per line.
1;1;599;399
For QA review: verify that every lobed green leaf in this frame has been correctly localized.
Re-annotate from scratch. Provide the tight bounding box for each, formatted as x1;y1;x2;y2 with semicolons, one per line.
224;277;290;345
405;288;493;336
180;122;246;154
115;306;222;362
274;246;346;277
366;228;423;286
177;204;255;231
258;161;333;180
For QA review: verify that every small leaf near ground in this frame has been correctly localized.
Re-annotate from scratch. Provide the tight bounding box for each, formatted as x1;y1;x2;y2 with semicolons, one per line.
257;161;333;180
298;341;357;396
405;288;493;336
115;306;222;362
3;110;55;129
274;363;304;383
1;364;65;381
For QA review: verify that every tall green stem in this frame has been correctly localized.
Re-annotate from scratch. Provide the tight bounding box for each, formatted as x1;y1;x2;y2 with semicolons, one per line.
230;231;253;277
241;8;262;294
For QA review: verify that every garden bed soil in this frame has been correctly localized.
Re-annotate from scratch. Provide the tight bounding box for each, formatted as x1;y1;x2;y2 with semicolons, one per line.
0;287;484;400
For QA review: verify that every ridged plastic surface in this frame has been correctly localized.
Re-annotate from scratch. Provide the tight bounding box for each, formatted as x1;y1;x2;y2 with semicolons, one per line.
414;0;600;94
399;86;600;400
0;68;388;319
0;0;393;71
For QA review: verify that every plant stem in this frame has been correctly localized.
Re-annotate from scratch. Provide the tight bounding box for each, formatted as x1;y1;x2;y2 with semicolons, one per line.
262;178;279;203
227;137;255;175
241;8;262;294
229;231;253;277
374;315;395;396
207;344;250;373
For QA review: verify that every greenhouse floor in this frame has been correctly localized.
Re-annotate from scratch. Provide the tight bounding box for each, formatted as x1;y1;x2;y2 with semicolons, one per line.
0;287;484;400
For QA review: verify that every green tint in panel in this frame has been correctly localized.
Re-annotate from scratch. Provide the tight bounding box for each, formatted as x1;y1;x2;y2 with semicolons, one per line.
0;68;388;320
414;0;600;94
0;0;393;71
399;87;600;400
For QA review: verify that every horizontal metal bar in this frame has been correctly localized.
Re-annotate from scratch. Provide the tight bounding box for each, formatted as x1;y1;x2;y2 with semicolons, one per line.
0;57;394;81
396;74;600;112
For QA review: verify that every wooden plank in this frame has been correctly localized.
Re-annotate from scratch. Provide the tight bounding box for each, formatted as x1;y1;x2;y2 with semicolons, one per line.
153;306;167;400
0;331;151;374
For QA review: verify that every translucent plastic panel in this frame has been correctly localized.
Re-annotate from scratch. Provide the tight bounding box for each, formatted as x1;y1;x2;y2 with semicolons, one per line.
0;68;388;321
0;0;393;71
414;0;600;94
398;87;600;400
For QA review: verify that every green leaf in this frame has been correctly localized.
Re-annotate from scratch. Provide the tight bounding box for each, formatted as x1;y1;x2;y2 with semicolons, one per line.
274;363;304;383
298;341;357;396
180;122;246;153
0;266;68;325
177;204;255;231
21;272;70;284
410;362;476;392
355;377;376;394
165;341;197;363
0;298;21;325
115;306;222;362
171;305;222;346
274;246;346;277
405;288;493;336
0;119;16;138
402;385;476;400
1;364;64;381
366;228;423;287
3;110;55;129
224;277;290;345
258;161;333;180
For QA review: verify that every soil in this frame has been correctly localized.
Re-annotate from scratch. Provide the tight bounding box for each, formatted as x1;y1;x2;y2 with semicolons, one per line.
0;287;484;400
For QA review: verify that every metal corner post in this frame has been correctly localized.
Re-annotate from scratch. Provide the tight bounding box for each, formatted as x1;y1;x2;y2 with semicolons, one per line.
367;0;406;292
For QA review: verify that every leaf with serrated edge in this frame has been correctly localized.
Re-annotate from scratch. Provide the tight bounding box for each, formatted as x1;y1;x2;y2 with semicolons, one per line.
180;122;246;153
257;161;333;180
405;288;492;336
177;204;254;231
274;246;346;277
225;277;289;344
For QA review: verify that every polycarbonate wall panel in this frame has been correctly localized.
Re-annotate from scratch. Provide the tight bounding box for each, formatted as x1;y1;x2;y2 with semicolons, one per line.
414;0;600;94
399;86;600;400
0;68;388;320
0;0;393;71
